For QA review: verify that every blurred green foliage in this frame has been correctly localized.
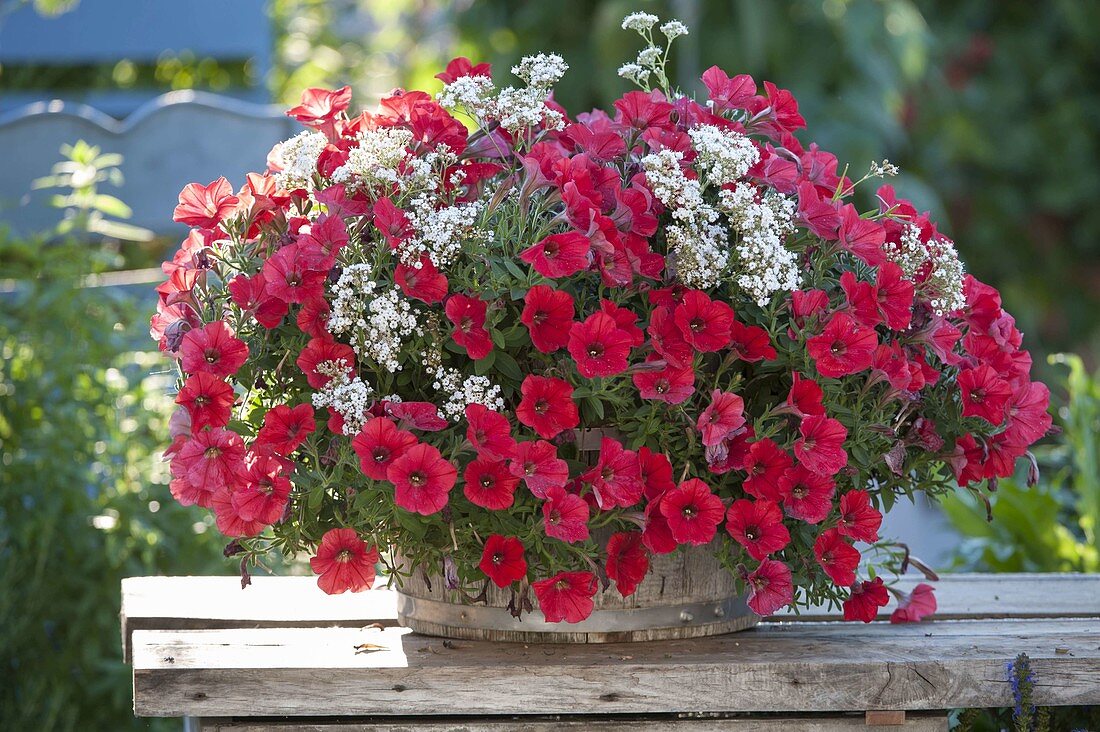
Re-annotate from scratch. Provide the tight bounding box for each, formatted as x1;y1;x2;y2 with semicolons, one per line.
943;354;1100;573
0;154;224;729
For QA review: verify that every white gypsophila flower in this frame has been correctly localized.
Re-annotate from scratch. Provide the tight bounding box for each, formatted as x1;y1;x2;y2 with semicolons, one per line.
641;149;731;288
310;360;375;435
327;265;421;372
621;12;659;32
884;223;929;280
490;86;565;133
330;126;413;188
719;183;802;306
403;144;459;194
511;53;569;90
885;225;965;315
432;367;505;422
436;74;496;115
659;20;689;39
689;125;760;188
870;159;900;178
618;62;648;83
924;238;967;315
401;194;486;268
272;130;328;191
636;46;662;67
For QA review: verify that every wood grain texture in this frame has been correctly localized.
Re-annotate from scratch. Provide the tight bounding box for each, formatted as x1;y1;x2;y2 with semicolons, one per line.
196;711;949;731
131;617;1100;717
120;573;1100;660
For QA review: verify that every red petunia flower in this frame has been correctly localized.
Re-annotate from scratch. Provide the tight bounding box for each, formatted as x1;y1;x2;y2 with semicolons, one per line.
309;528;379;595
179;320;250;377
632;354;695;404
777;465;835;524
172;427;246;496
175;372;234;431
599;300;645;346
742;438;793;501
794;414;848;476
813;528;860;587
509;440;569;498
805;312;877;378
445;294;493;360
542;486;591;543
583;437;644;510
837;490;882;543
605;531;650;597
516;375;579;439
373;196;412;248
843;577;889;622
173;177;239;228
286;86;352;138
385;401;449;432
387;442;457;516
395;255;449;304
256;403;316;455
697;389;746;447
568;311;632;378
352;417;418;480
839;271;883;328
674;290;733;352
660;478;725;546
262;244;327;304
875;262;914;330
958;364;1012;425
725;499;790;560
436;56;492;84
211;488;266;538
638;446;676;501
648;306;694;368
232;453;293;524
787;372;825;417
463;457;520;510
728;320;777;362
745;558;794;615
465;403;516;460
520;232;591;278
478;534;527;588
890;583;938;623
296;337;356;389
1003;381;1053;447
521;285;574;353
532;571;597;623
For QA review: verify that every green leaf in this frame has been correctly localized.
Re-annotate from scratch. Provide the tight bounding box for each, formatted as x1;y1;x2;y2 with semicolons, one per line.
494;351;523;382
91;194;133;219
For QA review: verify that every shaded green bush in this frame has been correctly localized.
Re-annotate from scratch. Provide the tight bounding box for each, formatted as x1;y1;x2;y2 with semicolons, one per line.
0;237;224;728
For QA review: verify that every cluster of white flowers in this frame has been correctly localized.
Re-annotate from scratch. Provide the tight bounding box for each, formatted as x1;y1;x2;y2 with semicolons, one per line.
311;361;375;435
719;183;801;306
271;130;327;191
885;225;966;315
870;159;900;178
401;194;486;268
403;144;459;193
436;75;496;116
621;11;659;31
617;63;649;86
327;265;421;372
689;125;760;188
659;20;689;39
439;53;567;134
641;149;729;288
330;127;413;188
432;367;505;422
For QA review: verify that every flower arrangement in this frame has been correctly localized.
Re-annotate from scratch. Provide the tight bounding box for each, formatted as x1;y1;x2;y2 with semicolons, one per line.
154;12;1051;624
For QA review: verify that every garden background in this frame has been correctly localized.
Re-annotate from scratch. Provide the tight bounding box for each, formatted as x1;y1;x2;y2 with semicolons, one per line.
1;0;1097;729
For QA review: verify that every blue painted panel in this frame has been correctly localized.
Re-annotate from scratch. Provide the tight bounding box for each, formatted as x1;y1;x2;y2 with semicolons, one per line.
0;0;271;78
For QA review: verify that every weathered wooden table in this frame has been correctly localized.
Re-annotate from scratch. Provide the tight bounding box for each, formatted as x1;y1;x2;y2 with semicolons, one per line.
122;574;1100;731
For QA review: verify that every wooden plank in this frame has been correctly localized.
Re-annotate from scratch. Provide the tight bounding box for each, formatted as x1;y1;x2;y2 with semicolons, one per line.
121;573;1100;660
131;618;1100;717
121;576;396;663
196;711;949;731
